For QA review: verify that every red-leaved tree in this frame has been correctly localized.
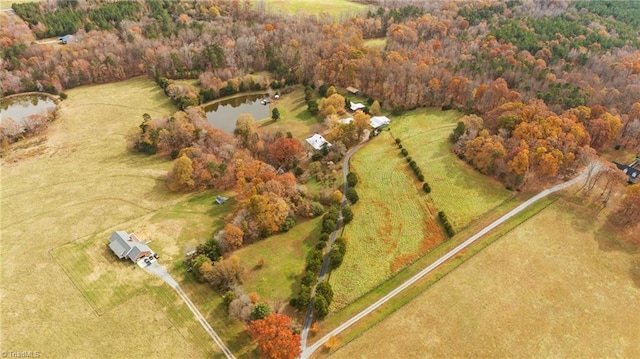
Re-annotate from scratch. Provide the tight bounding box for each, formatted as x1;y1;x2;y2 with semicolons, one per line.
248;313;301;359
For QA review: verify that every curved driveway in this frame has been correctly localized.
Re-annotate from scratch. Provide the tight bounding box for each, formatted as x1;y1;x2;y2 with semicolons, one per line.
301;164;600;358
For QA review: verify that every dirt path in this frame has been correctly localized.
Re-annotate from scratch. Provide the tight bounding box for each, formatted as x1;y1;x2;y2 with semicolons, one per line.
144;262;236;359
301;164;601;358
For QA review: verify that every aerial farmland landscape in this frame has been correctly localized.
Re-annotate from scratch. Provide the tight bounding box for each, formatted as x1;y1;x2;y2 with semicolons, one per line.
1;1;639;358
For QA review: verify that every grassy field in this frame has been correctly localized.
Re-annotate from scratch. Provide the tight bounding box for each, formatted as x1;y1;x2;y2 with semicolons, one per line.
391;108;513;230
329;199;640;358
363;37;387;50
0;78;242;357
260;86;323;141
263;0;368;18
235;217;321;306
328;130;445;309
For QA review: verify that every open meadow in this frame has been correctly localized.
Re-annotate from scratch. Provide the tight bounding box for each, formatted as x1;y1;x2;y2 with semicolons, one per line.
263;0;369;18
328;130;444;309
327;108;512;310
0;78;246;357
392;108;513;230
328;199;640;358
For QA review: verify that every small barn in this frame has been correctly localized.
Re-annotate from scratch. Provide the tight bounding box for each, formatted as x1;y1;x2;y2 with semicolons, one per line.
306;133;331;151
346;86;360;95
349;101;366;112
370;115;391;129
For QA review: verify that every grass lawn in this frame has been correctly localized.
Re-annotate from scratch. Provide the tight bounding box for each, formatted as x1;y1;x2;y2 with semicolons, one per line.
328;130;445;310
391;108;513;230
235;217;322;305
260;86;323;141
363;37;386;50
263;0;369;18
329;199;640;358
0;77;240;357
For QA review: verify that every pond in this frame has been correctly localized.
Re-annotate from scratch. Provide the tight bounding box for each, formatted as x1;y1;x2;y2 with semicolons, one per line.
203;93;270;133
0;95;57;127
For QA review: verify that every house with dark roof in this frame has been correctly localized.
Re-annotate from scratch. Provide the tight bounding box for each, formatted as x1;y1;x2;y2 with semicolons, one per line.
108;231;153;263
614;161;640;184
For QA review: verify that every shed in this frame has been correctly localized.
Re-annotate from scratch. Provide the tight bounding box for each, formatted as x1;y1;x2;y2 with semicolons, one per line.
346;86;360;95
215;195;228;204
59;35;73;44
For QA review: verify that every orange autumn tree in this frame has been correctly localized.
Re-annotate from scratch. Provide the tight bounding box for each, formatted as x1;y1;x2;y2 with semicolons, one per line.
248;313;301;359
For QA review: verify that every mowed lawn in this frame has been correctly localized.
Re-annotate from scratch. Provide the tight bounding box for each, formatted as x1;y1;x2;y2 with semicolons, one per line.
392;108;512;230
260;86;322;141
329;131;445;309
330;200;640;358
0;78;231;357
235;217;322;305
263;0;368;17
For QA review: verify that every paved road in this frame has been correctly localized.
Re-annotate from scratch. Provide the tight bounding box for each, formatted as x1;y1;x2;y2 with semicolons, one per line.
300;139;368;349
301;164;600;358
144;262;236;359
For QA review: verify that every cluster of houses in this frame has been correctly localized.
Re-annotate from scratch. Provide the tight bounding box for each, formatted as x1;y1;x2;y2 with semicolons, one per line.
305;88;391;151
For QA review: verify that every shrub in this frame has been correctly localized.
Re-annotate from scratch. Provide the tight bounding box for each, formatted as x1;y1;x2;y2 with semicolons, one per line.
311;202;325;216
406;156;412;163
306;249;324;272
280;216;296;232
329;245;345;269
345;187;359;204
322;219;336;234
315;242;326;250
314;295;329;319
301;270;318;287
401;148;408;156
417;173;425;182
346;172;358;187
222;291;235;308
342;206;354;225
250;303;271;321
59;92;68;100
395;138;401;144
293;167;304;177
423;182;431;193
438;211;455;237
296;285;311;309
319;233;330;242
316;281;334;305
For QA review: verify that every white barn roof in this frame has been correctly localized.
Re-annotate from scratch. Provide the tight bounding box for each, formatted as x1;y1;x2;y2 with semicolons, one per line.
306;134;331;150
370;116;391;129
350;101;366;112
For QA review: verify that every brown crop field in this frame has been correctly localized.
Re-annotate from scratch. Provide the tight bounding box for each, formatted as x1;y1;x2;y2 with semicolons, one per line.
328;199;640;358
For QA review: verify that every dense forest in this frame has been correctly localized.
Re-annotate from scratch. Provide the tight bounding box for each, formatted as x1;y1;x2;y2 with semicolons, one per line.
2;0;639;223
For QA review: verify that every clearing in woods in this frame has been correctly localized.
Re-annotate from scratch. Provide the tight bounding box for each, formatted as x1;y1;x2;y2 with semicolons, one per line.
0;78;245;358
328;199;640;358
263;0;369;17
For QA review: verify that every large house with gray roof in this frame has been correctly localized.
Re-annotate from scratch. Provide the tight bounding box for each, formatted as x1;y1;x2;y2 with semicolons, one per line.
108;231;153;263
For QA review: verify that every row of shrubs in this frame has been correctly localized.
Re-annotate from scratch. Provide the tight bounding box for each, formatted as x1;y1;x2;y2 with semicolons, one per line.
395;138;432;193
438;211;455;237
396;137;456;237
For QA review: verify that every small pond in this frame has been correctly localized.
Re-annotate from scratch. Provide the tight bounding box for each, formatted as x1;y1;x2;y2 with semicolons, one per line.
203;93;270;133
0;95;57;127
